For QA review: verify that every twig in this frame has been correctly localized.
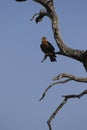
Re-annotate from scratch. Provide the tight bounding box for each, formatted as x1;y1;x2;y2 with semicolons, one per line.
31;9;48;23
30;13;39;21
39;78;71;101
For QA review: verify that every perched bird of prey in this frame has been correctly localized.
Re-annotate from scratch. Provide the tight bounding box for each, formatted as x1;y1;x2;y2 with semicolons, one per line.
40;37;57;62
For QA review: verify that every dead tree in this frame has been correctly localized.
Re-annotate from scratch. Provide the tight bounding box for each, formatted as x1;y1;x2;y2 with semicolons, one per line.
15;0;87;130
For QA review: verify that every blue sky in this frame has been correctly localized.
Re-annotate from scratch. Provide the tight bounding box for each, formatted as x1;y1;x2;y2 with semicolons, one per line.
0;0;87;130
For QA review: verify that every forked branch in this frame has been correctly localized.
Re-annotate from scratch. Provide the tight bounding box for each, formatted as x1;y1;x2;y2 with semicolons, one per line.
39;73;87;101
47;90;87;130
32;0;87;71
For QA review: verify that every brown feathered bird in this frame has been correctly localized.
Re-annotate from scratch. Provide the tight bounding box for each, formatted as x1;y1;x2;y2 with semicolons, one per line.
40;37;57;62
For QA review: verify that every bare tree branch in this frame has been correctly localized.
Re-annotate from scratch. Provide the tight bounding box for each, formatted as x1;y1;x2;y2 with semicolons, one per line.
47;90;87;130
47;98;67;130
62;90;87;99
32;0;87;71
30;9;48;23
53;73;87;83
30;13;39;21
39;73;87;101
39;78;71;101
14;1;87;130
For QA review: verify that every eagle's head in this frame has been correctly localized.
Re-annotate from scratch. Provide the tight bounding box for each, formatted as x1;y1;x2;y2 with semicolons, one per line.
42;37;47;42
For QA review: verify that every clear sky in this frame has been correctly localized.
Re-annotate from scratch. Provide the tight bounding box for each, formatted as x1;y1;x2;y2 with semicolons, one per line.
0;0;87;130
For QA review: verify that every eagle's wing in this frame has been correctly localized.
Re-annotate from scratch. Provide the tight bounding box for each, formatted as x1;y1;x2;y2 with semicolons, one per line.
47;41;55;51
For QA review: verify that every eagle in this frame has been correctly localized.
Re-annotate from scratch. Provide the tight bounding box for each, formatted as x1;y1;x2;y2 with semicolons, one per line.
40;37;57;62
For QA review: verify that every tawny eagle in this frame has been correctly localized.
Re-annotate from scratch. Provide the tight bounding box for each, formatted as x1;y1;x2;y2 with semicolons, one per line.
40;37;57;62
